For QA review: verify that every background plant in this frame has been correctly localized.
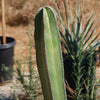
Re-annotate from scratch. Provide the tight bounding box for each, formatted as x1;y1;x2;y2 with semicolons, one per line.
14;28;42;100
53;0;100;99
54;0;100;58
69;45;97;100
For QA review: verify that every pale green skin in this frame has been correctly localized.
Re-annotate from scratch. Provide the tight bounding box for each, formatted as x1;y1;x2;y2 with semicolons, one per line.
35;7;67;100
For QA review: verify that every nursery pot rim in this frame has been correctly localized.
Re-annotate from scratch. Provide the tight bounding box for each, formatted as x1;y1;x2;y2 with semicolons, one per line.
0;36;16;50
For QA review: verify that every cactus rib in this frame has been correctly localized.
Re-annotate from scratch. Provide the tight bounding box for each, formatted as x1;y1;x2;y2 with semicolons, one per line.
35;7;67;100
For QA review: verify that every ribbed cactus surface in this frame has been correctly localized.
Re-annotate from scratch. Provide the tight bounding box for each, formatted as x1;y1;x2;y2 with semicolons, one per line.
34;7;67;100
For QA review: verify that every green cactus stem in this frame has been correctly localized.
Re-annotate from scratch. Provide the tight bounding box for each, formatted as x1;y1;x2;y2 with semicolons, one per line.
34;7;67;100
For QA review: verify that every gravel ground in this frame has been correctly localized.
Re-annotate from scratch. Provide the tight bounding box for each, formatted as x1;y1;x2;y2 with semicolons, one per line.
0;79;100;100
0;77;24;100
0;83;14;100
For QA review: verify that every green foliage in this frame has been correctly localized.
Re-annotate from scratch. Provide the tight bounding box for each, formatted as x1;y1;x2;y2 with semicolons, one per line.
85;46;97;100
55;0;100;58
15;28;41;100
1;64;13;81
71;38;85;100
70;44;97;100
35;7;67;100
54;0;99;99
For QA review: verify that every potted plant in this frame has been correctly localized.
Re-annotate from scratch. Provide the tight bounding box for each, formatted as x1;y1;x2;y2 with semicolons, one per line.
0;0;16;83
55;0;100;99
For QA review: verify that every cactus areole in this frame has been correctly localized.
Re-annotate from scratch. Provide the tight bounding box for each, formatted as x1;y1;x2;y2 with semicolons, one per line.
34;7;67;100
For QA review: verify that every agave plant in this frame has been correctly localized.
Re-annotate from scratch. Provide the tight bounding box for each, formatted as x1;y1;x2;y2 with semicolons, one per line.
55;0;100;59
54;0;100;99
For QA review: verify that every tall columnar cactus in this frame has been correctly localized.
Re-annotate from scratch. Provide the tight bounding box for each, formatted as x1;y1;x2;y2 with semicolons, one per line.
34;7;67;100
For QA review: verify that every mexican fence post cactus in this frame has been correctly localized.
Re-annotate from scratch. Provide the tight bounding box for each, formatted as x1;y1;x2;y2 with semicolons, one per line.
34;7;67;100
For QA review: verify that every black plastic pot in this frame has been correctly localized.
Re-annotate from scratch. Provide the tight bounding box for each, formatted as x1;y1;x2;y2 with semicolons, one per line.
0;36;16;83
